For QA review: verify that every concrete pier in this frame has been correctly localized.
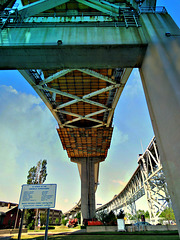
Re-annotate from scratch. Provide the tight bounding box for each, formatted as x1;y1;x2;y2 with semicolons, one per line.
139;13;180;236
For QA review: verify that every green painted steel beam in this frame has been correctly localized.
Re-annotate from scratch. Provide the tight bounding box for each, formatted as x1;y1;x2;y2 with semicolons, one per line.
18;0;70;18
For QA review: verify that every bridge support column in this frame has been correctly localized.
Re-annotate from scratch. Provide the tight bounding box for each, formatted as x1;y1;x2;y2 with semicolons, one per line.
81;158;97;223
73;157;100;224
139;14;180;234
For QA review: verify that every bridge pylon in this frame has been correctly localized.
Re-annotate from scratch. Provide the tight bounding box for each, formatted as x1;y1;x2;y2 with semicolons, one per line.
139;12;180;231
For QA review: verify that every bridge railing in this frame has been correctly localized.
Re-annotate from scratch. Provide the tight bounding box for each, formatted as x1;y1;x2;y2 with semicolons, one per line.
138;6;167;14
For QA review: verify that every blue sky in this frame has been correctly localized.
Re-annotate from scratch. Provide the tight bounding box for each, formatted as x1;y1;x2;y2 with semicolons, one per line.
0;1;179;212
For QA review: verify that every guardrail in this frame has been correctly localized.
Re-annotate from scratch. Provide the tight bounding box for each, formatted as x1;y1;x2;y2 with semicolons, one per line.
138;6;167;14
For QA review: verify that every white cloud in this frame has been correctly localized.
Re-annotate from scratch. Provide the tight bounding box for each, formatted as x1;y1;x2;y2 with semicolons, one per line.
112;179;126;186
123;69;142;97
111;126;128;146
0;85;76;209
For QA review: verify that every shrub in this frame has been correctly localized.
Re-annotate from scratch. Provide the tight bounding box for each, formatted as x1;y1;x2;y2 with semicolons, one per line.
117;210;125;219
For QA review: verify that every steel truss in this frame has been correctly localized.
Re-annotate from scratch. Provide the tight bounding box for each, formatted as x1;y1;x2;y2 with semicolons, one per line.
19;68;132;129
96;137;171;223
0;0;141;29
139;139;171;223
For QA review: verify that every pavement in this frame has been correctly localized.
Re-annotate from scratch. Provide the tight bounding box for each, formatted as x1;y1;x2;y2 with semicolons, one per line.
27;229;86;235
0;229;87;239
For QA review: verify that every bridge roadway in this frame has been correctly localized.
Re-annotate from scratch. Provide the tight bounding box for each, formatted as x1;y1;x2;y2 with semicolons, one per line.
0;0;180;234
64;137;171;224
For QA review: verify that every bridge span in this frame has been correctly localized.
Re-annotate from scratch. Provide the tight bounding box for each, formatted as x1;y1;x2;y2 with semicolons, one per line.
64;137;171;224
96;137;171;224
0;0;180;234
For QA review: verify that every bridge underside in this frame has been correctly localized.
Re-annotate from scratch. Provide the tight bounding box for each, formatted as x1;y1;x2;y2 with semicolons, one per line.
1;0;180;232
0;44;147;69
19;66;131;220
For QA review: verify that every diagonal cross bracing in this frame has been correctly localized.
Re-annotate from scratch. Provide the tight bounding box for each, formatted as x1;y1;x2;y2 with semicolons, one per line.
36;85;80;100
58;109;109;118
29;67;130;129
18;0;70;18
76;0;119;18
56;83;120;110
62;117;105;127
22;68;127;129
39;69;74;86
77;69;116;85
58;109;109;127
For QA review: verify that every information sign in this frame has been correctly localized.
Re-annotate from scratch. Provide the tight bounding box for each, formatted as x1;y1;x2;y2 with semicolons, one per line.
117;219;125;231
18;184;57;209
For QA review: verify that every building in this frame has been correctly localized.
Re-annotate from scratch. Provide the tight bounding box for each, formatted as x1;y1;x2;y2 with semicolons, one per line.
0;201;21;229
0;201;62;227
39;209;62;225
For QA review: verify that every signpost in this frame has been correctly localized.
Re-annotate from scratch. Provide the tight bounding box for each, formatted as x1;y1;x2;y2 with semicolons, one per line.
18;184;57;240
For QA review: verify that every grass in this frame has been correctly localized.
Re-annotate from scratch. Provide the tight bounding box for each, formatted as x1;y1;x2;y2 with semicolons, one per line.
11;234;180;240
11;225;179;240
50;235;179;240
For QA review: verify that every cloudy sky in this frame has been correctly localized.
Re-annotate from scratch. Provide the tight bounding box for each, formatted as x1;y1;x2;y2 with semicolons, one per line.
0;1;179;213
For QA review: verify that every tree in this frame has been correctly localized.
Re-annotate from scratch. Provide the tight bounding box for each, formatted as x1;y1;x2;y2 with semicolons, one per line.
125;213;134;221
76;212;81;224
159;208;175;224
96;210;117;225
25;209;35;230
125;209;150;222
40;213;47;226
61;215;68;226
144;210;150;218
27;160;47;184
133;209;150;221
26;160;48;229
117;209;125;219
55;218;59;225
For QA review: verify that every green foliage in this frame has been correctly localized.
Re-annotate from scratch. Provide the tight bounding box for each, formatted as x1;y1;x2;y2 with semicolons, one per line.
125;213;136;220
61;219;69;226
40;213;47;226
132;209;150;221
136;209;146;220
49;217;52;224
96;210;117;225
26;160;47;229
27;160;47;184
25;209;35;230
125;209;150;221
96;210;108;222
39;213;54;226
55;218;60;225
76;212;81;223
61;215;69;226
144;210;150;218
117;209;125;219
159;208;175;224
